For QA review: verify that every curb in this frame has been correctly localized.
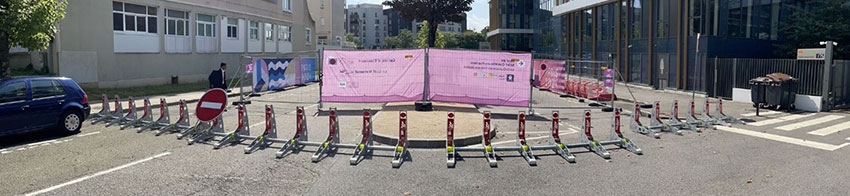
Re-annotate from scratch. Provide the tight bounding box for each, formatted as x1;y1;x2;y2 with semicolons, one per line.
88;92;243;115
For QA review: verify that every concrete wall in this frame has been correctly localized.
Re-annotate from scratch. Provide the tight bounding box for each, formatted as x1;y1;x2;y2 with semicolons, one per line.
52;0;315;88
732;88;823;112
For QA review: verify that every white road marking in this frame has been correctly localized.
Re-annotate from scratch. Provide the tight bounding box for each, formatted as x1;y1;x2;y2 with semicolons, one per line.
717;126;850;151
776;115;844;131
76;131;102;137
807;121;850;136
741;111;782;117
748;113;817;126
248;122;265;129
26;139;58;146
24;152;172;196
470;127;579;147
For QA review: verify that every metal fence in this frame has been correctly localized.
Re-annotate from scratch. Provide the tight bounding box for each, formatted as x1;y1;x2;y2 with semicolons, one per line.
831;60;850;109
706;58;825;98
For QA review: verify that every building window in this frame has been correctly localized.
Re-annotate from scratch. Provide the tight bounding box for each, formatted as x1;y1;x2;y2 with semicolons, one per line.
166;9;188;36
265;23;274;41
305;28;312;45
112;1;157;33
197;14;215;37
226;18;238;39
249;21;259;40
282;0;291;11
278;25;290;42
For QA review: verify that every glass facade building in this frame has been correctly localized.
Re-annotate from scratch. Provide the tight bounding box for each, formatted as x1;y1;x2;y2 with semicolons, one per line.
488;0;535;51
534;0;798;91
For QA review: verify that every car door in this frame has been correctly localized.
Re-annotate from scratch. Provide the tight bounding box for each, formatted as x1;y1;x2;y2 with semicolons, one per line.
0;81;30;134
27;79;65;129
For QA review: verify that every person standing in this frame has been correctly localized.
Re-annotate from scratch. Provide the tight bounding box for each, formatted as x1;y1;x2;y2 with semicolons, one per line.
209;62;227;89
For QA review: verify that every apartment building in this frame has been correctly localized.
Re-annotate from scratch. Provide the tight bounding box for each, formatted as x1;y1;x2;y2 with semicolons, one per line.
346;3;387;49
49;0;317;88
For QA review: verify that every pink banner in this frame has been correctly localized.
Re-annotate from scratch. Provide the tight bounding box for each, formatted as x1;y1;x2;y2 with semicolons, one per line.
534;59;567;94
427;49;532;107
321;49;426;102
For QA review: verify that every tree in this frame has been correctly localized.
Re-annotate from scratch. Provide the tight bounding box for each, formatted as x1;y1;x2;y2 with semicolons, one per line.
416;21;446;48
345;33;363;49
0;0;67;77
776;0;850;59
383;0;473;47
454;30;485;49
383;29;416;49
480;26;489;34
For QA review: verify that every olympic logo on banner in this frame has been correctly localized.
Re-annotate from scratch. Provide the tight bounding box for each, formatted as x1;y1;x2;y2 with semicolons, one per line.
327;56;338;66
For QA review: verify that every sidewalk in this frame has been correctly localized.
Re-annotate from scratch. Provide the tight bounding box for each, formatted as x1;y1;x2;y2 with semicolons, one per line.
609;82;756;118
87;87;252;115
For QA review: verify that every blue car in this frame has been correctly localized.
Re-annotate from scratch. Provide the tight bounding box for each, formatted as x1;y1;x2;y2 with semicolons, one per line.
0;77;91;136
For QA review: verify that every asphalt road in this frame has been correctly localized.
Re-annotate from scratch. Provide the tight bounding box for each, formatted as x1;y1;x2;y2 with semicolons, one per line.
2;83;850;196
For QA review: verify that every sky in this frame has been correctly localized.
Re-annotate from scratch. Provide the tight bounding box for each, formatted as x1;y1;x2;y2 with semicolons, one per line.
346;0;489;32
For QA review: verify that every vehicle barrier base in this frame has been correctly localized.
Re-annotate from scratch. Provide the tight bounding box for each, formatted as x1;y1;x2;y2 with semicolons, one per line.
648;101;683;135
188;115;225;145
630;103;661;138
245;105;279;154
278;106;309;158
159;100;191;136
311;107;340;162
214;104;250;149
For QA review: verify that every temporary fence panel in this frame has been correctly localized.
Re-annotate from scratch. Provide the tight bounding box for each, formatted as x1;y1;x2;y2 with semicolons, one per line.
534;59;568;94
253;57;317;92
321;49;426;103
427;49;532;107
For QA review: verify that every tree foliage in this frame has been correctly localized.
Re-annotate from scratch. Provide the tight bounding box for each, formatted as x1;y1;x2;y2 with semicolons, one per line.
345;33;363;49
416;21;445;48
383;29;416;49
383;0;473;47
1;0;67;77
777;0;850;59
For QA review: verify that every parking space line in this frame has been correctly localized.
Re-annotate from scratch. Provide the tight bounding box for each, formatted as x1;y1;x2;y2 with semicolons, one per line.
748;113;816;126
76;132;102;137
24;152;172;196
717;126;850;151
776;115;844;131
741;111;782;117
806;121;850;136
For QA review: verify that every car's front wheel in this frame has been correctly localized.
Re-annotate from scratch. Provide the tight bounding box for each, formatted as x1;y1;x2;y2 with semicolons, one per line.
60;111;83;133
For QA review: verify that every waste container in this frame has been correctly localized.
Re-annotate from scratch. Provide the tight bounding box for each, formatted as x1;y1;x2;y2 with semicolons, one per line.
765;78;797;110
749;77;770;107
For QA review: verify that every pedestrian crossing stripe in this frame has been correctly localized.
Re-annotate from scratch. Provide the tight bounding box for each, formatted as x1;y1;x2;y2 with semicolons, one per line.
741;110;782;117
717;126;850;151
748;113;817;126
807;121;850;136
776;115;844;131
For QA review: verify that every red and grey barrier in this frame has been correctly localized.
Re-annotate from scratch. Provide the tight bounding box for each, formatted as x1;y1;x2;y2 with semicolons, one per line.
597;108;642;154
90;94;112;124
311;108;341;162
244;105;279;154
714;98;745;124
391;111;409;168
515;112;537;166
158;99;191;136
668;100;699;132
647;101;683;135
349;110;373;164
686;100;713;129
277;106;310;158
214;104;251;149
122;97;153;130
629;102;660;138
188;114;224;145
701;99;730;126
105;95;125;127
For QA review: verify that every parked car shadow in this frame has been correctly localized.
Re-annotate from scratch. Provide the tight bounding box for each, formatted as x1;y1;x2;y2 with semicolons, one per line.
0;128;78;149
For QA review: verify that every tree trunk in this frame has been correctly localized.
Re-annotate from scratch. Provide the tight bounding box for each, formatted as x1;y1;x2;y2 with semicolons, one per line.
428;21;438;48
0;32;10;78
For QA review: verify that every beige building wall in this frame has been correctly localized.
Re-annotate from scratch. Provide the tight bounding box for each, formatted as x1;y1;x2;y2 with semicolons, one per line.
51;0;316;88
308;0;346;48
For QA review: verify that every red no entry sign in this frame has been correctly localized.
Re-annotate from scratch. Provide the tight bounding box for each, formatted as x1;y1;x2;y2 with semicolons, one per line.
196;89;227;122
